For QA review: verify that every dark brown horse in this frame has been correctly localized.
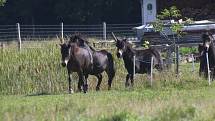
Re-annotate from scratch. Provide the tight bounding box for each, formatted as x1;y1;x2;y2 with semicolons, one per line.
112;33;163;87
198;32;215;79
60;35;115;93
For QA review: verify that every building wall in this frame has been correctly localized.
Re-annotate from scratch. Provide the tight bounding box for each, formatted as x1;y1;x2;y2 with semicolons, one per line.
141;0;157;25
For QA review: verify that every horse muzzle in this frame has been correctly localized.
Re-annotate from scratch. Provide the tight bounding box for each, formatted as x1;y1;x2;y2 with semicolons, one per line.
61;60;69;67
61;62;66;67
117;50;123;58
116;52;122;58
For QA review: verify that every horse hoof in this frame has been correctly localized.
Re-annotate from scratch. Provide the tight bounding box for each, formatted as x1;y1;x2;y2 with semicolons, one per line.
69;89;74;94
96;87;100;91
83;90;87;93
108;86;111;90
125;84;130;88
83;84;88;93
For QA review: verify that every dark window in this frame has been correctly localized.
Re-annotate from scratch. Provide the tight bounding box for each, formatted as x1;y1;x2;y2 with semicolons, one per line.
147;3;153;10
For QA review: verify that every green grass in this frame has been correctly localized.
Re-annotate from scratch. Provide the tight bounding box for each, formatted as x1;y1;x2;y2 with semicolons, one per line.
1;41;215;121
1;87;215;121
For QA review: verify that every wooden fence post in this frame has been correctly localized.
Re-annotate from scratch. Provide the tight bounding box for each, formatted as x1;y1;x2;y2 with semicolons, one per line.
206;52;211;85
133;55;136;79
176;45;179;76
61;22;64;39
150;56;154;86
103;22;106;41
17;23;21;51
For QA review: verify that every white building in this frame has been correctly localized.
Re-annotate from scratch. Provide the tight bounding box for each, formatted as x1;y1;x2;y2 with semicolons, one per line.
140;0;157;25
134;0;157;40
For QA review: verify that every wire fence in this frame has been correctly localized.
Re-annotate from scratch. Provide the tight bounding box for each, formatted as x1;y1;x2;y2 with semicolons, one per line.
0;22;141;42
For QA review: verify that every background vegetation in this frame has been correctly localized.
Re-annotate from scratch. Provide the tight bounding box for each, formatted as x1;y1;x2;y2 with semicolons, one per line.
0;0;215;25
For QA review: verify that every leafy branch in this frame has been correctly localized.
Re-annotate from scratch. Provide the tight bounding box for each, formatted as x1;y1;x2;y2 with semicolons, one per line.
0;0;6;6
153;6;193;36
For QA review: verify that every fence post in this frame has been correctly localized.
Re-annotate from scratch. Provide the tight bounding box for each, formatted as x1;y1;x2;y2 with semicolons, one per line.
176;45;179;76
103;22;106;41
133;55;136;79
206;52;211;85
17;23;21;51
191;54;195;72
166;47;173;69
61;22;64;39
150;56;154;86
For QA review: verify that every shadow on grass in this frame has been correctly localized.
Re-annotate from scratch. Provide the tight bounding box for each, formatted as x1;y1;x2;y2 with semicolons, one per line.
25;92;52;97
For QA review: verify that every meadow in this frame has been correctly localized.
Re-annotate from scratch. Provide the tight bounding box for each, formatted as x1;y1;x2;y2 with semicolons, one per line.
0;40;215;121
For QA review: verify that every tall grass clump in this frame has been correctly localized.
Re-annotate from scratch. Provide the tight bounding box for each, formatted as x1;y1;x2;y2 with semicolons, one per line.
0;42;68;95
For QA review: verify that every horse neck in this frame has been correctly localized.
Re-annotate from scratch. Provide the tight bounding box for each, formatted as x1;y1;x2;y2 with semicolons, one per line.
70;44;79;58
79;42;94;52
123;45;135;59
208;43;215;58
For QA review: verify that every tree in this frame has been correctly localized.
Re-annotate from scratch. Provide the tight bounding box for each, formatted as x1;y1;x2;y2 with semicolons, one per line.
153;6;193;37
153;6;193;75
0;0;6;6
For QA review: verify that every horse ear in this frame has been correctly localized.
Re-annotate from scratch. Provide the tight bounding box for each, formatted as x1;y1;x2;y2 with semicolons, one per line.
59;37;64;44
123;39;127;42
79;39;85;46
111;32;118;42
57;43;62;47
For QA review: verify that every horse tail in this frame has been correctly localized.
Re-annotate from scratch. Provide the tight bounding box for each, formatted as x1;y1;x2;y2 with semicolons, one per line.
106;52;116;89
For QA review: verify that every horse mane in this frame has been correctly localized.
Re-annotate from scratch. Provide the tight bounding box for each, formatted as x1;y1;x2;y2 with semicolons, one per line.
149;47;161;58
69;34;96;51
123;39;136;55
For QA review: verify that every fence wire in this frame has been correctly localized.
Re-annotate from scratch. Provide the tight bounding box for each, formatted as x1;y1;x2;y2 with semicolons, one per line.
0;23;140;42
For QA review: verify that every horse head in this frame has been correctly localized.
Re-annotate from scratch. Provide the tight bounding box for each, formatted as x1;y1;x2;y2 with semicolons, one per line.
116;39;130;58
60;43;71;67
112;32;133;58
202;32;214;52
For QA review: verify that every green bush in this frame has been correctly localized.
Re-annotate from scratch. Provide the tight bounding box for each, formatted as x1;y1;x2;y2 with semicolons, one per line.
179;47;198;55
99;111;141;121
153;106;196;121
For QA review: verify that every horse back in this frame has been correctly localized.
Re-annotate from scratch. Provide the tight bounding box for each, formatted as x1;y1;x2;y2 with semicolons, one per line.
135;48;163;71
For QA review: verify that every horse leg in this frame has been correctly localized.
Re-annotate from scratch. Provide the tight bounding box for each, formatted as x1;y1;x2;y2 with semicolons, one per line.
125;74;130;88
82;74;88;93
130;74;134;88
199;61;205;77
77;75;83;92
78;72;87;93
105;69;115;90
85;74;91;89
95;74;102;91
105;53;116;90
211;68;215;81
68;72;74;94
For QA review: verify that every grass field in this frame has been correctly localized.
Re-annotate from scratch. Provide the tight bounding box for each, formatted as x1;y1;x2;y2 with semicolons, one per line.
1;41;215;121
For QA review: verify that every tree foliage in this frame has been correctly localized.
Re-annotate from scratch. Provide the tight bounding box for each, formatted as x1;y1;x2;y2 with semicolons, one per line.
0;0;6;6
158;6;181;20
153;6;188;36
0;0;214;24
0;0;141;24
